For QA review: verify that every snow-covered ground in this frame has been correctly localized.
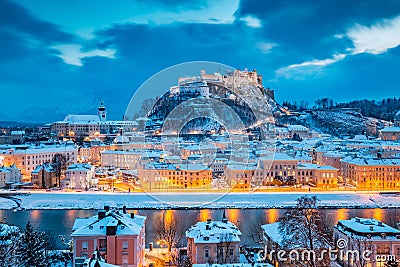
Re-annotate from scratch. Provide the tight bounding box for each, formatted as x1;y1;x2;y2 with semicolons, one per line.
1;191;400;210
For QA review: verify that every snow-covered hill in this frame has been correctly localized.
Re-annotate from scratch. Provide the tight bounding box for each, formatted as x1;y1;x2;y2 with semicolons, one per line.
285;109;387;137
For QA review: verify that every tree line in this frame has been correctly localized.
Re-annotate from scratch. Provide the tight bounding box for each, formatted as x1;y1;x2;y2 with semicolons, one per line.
282;97;400;121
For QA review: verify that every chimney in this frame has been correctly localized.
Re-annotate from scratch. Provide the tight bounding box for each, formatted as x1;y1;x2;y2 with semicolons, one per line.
123;206;127;214
130;213;135;219
98;210;106;220
104;205;110;212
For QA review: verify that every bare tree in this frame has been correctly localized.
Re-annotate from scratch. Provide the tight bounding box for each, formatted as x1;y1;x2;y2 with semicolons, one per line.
154;213;181;252
278;195;331;267
216;233;236;264
384;209;399;229
52;154;67;188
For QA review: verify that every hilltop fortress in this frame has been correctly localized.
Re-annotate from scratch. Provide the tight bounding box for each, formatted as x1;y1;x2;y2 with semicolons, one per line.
169;69;275;100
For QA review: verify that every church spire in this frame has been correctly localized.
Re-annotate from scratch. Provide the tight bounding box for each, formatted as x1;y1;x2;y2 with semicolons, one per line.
222;209;228;223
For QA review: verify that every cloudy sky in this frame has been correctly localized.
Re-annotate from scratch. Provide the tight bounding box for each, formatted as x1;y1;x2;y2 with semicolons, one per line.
1;0;400;122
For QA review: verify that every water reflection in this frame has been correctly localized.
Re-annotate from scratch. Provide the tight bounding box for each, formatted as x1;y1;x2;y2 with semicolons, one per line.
266;209;279;223
199;209;211;222
335;209;347;221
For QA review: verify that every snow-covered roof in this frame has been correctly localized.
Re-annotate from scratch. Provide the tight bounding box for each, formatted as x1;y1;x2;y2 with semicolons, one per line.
3;144;77;155
294;152;312;161
275;127;289;133
71;209;146;237
31;163;55;174
380;126;400;133
63;115;100;123
261;222;283;245
101;149;144;155
186;219;242;244
353;135;368;141
66;163;93;172
183;144;219;151
288;125;309;131
316;165;337;171
179;163;211;171
341;156;400;166
323;151;347;158
100;120;138;126
298;163;320;170
113;135;130;144
259;152;297;161
11;131;25;135
143;162;211;171
336;218;400;240
226;164;257;171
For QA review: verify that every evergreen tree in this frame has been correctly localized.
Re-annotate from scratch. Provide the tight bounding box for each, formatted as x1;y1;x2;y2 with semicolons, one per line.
16;221;63;267
0;224;20;267
17;221;46;266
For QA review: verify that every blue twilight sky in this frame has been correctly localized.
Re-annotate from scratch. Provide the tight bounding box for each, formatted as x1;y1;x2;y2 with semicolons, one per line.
1;0;400;122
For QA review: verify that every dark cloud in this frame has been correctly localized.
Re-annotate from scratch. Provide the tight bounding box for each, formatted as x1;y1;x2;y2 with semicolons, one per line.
0;0;74;44
0;0;400;123
235;0;400;60
137;0;208;10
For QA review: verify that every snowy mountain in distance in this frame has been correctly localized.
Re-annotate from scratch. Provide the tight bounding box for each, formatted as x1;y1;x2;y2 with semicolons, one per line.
11;90;129;123
0;112;12;122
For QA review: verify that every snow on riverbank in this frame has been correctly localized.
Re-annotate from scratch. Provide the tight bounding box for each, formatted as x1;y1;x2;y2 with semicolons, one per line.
1;191;400;210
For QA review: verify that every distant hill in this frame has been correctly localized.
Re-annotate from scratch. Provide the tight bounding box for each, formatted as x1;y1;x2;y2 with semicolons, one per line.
278;109;387;137
0;121;43;127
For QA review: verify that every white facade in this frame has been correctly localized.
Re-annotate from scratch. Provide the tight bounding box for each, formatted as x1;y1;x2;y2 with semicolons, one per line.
288;125;310;139
100;150;143;170
65;163;95;190
212;158;228;173
186;216;242;264
0;164;22;188
51;103;138;137
0;143;77;178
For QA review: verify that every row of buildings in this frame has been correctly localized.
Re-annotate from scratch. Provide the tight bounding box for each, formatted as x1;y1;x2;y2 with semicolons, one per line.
1;106;400;191
48;206;400;267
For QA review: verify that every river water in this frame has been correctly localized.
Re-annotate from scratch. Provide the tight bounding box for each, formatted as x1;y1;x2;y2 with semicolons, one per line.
1;208;399;249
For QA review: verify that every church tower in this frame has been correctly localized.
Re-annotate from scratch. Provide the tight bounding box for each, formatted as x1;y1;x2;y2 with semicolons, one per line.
98;102;107;122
